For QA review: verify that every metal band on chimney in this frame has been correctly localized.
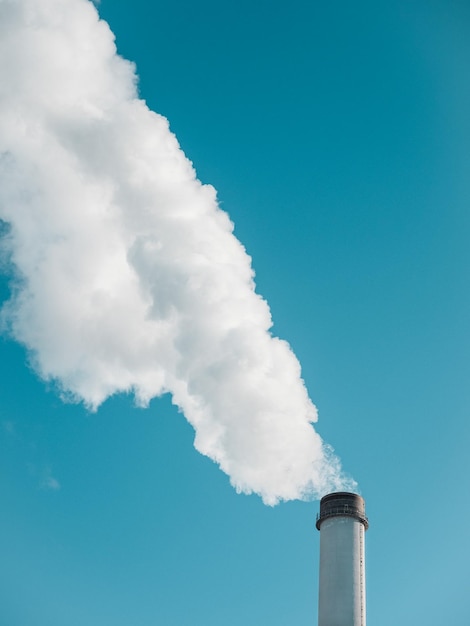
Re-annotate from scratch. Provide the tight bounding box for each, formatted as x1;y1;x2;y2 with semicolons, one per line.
316;492;369;530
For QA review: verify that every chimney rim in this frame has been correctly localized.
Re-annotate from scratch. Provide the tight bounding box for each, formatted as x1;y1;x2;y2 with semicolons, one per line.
316;491;369;531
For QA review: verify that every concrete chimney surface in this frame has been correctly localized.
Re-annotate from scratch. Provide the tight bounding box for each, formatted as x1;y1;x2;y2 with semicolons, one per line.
317;492;368;626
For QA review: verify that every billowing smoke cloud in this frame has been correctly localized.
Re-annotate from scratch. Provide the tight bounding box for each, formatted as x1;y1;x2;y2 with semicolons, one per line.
0;0;354;503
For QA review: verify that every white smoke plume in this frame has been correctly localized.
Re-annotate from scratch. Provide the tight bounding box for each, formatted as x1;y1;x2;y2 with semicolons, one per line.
0;0;354;504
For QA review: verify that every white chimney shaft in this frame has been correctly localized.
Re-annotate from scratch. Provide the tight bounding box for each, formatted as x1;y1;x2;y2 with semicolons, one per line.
316;492;368;626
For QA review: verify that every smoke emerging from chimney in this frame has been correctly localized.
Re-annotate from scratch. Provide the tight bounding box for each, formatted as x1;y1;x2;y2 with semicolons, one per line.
0;0;355;504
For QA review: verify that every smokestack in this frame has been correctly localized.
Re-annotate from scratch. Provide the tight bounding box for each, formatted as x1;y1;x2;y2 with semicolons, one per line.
316;492;368;626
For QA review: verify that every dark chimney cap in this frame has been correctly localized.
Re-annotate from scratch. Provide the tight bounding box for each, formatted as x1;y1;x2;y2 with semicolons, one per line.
316;492;369;530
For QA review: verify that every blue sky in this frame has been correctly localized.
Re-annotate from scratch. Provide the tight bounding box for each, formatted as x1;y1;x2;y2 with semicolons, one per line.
1;0;470;624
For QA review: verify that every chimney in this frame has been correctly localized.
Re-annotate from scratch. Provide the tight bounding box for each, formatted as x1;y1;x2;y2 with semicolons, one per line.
316;492;368;626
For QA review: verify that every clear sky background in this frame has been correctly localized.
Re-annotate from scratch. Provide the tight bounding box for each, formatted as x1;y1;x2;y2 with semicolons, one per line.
1;0;470;624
